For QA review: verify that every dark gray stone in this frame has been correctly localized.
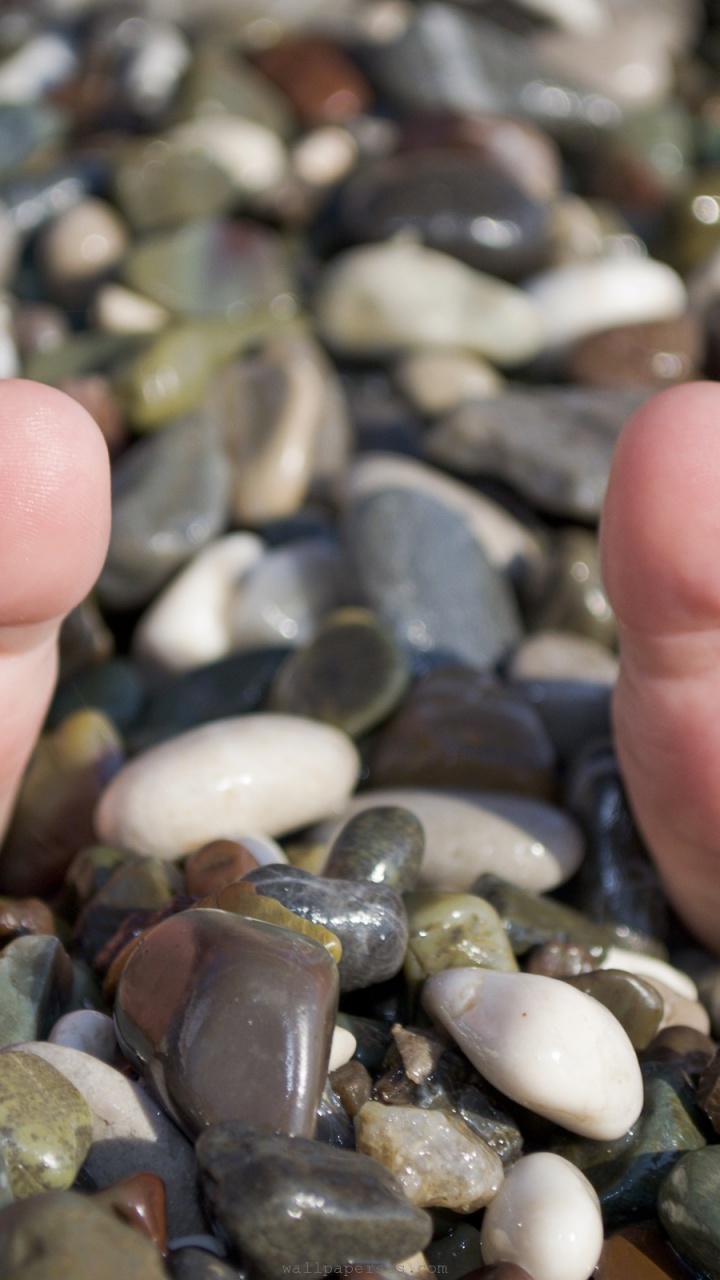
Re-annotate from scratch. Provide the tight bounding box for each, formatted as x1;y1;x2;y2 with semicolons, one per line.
324;805;425;892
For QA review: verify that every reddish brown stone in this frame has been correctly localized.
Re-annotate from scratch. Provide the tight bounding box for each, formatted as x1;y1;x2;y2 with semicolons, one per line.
641;1025;716;1081
93;1173;168;1256
184;839;260;897
0;896;56;944
564;315;703;390
253;38;373;126
524;939;596;978
330;1060;372;1119
595;1222;696;1279
398;112;561;202
461;1265;534;1280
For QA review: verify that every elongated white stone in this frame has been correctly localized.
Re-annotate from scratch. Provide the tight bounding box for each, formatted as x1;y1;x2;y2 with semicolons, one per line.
423;968;643;1139
480;1152;603;1280
526;257;687;350
95;714;360;859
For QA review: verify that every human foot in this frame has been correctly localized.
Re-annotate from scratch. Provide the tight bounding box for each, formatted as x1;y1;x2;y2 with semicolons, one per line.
601;380;720;954
0;379;110;838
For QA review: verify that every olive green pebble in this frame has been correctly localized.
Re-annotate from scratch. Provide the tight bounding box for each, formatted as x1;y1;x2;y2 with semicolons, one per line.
659;1145;720;1279
563;969;664;1050
404;892;518;983
0;1052;93;1198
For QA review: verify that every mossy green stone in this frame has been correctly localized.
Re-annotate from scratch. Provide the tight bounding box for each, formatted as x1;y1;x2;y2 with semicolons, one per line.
563;969;663;1050
659;1146;720;1279
0;1052;93;1197
0;936;74;1049
404;891;518;983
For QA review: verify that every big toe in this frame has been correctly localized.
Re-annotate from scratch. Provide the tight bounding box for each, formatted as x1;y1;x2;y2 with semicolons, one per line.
601;381;720;951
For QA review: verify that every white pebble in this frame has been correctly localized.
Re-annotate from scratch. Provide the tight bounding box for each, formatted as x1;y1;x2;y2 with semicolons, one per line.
480;1152;603;1280
233;832;287;867
170;117;288;193
48;1010;118;1062
0;32;76;103
423;968;643;1139
525;257;687;350
95;713;360;859
329;1025;357;1072
601;947;699;1000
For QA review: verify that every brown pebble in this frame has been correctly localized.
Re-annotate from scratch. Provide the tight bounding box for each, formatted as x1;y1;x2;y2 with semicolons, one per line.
594;1221;692;1279
329;1059;372;1119
253;37;373;126
524;939;596;978
99;897;194;999
564;314;703;390
93;1172;168;1256
640;1025;716;1080
0;895;56;944
184;839;260;897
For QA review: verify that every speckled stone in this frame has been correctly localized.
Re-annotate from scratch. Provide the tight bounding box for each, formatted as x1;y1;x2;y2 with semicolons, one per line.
404;892;518;983
659;1147;720;1277
269;609;410;738
244;864;408;992
563;970;663;1050
196;1121;432;1273
0;935;74;1048
115;907;338;1139
355;1101;503;1212
323;805;424;892
0;1050;92;1197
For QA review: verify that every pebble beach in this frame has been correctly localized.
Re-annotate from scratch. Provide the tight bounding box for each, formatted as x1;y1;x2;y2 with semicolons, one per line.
2;1;720;1277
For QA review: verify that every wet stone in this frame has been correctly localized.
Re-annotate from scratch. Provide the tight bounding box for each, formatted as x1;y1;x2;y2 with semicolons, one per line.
595;1223;695;1280
528;528;616;648
323;805;424;892
73;856;183;965
524;939;597;978
696;1049;720;1132
197;881;342;964
114;907;338;1139
196;1121;432;1274
92;1172;167;1256
506;630;617;762
229;538;350;652
269;609;410;738
329;1060;372;1119
404;891;518;984
370;667;556;800
425;1223;483;1280
184;841;260;898
0;934;74;1048
563;970;664;1050
0;895;55;944
244;864;408;992
658;1147;720;1278
564;314;703;388
0;1051;92;1197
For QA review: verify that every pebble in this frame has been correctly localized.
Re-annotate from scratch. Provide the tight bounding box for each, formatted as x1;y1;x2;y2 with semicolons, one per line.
254;35;373;126
594;1222;694;1280
228;537;350;650
563;969;664;1051
93;282;170;335
507;630;617;761
529;527;616;647
355;1101;504;1212
423;967;644;1139
0;934;74;1048
196;1120;432;1273
394;349;504;416
48;1009;118;1062
92;1171;168;1255
329;1025;357;1073
479;1152;604;1280
183;840;261;897
599;949;699;1001
38;196;129;297
324;803;424;892
404;891;518;983
115;907;338;1138
95;713;360;858
0;1050;92;1196
659;1147;720;1279
564;313;703;388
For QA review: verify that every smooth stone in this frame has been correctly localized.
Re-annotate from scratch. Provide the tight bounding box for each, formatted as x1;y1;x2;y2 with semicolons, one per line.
48;1009;118;1062
0;103;67;179
318;788;583;893
97;413;232;611
323;804;424;891
564;314;703;388
244;864;408;992
93;282;170;335
73;855;183;965
525;258;687;351
269;609;410;738
92;1171;167;1255
479;1152;603;1280
217;832;286;869
0;935;74;1048
39;196;128;294
174;42;294;139
329;1059;372;1118
355;1101;503;1212
170;1249;242;1280
370;667;556;799
644;1026;716;1079
14;1042;204;1234
595;1223;695;1280
507;630;617;760
425;1224;483;1280
0;1050;92;1196
47;658;147;734
96;714;360;857
424;386;650;521
659;1148;720;1279
645;978;711;1037
196;1121;432;1272
112;134;237;231
563;970;663;1050
166;116;287;197
314;240;543;366
423;967;644;1139
404;892;519;983
115;907;338;1139
698;1051;720;1133
127;648;290;754
133;533;265;673
525;939;597;978
554;1059;707;1231
0;710;124;897
0;895;54;942
121;217;293;320
599;950;698;1001
336;151;552;280
394;349;504;416
329;1026;356;1073
0;30;76;103
529;528;616;647
0;1190;169;1280
253;36;373;126
196;881;342;964
62;845;135;919
229;538;351;651
184;840;261;897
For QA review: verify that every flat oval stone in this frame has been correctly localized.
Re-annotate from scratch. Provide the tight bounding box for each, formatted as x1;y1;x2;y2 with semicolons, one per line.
423;968;643;1139
525;258;687;351
114;907;338;1139
355;1101;504;1212
0;1050;92;1197
479;1152;603;1280
95;714;360;858
317;788;583;893
659;1147;720;1277
564;969;664;1050
404;892;518;983
268;608;410;738
323;805;424;892
196;1120;432;1272
244;864;408;992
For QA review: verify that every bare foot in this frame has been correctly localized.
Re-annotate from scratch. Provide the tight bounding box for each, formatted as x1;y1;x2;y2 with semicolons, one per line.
601;380;720;954
0;379;110;837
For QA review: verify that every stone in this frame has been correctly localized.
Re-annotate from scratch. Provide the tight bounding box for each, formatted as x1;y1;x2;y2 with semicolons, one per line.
318;789;583;894
649;978;711;1036
0;935;74;1048
329;1026;356;1073
424;386;649;521
166;116;287;199
0;1190;169;1280
529;529;616;647
394;349;504;417
95;714;360;858
599;950;699;1001
425;1224;483;1280
330;1060;372;1118
595;1223;695;1280
115;907;338;1139
355;1102;503;1212
423;967;643;1139
175;42;294;139
323;805;424;891
269;608;410;738
184;841;261;897
228;538;351;652
48;1010;118;1062
370;667;556;799
97;413;232;611
196;1121;432;1272
132;534;264;673
564;314;703;388
73;856;184;965
197;882;342;963
314;240;543;366
48;658;146;735
0;895;55;943
112;134;237;231
253;37;373;125
0;1050;92;1196
507;631;617;761
244;864;408;992
93;283;170;335
169;1249;242;1280
39;197;129;297
479;1153;603;1280
697;1050;720;1132
404;892;518;983
92;1172;167;1255
563;969;663;1050
659;1147;720;1278
17;1041;206;1235
525;939;596;978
